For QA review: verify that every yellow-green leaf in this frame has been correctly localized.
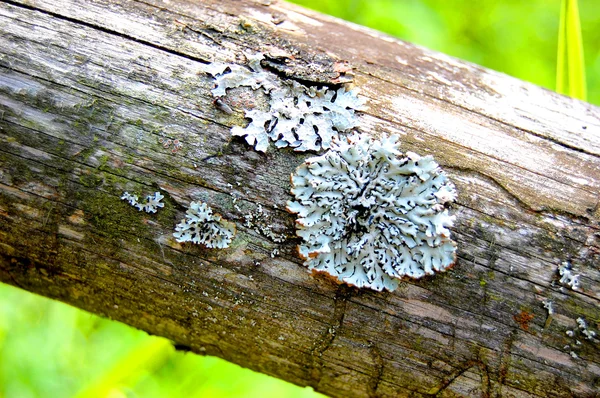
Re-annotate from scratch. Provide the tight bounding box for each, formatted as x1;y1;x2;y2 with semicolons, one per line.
556;0;587;100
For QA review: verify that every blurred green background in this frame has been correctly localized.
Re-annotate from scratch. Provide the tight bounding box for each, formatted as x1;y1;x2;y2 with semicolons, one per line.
0;283;321;398
293;0;599;105
1;1;598;398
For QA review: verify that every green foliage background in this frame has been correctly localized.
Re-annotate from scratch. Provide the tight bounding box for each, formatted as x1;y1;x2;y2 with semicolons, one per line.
0;283;321;398
293;0;599;105
1;1;598;397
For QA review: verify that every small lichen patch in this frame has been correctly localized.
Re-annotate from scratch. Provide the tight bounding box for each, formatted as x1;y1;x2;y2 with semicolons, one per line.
207;54;277;97
562;316;598;359
121;191;139;206
241;205;286;243
557;261;580;290
121;191;165;213
576;317;597;341
205;53;365;152
287;134;457;291
542;299;554;315
173;201;236;248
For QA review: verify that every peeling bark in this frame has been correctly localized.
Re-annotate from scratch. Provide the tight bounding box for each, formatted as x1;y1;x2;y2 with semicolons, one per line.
0;0;599;397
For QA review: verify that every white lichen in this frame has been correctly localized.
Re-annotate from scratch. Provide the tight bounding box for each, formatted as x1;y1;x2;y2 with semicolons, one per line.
287;134;457;292
207;53;277;97
542;299;554;315
121;192;139;206
173;201;236;248
138;192;165;213
577;317;597;341
206;53;365;152
121;191;164;214
558;261;580;290
237;203;286;243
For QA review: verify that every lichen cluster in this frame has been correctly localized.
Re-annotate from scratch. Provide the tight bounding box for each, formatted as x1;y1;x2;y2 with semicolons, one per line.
121;191;164;213
206;53;365;152
173;201;236;248
153;55;459;289
576;317;597;341
558;261;580;290
287;134;457;291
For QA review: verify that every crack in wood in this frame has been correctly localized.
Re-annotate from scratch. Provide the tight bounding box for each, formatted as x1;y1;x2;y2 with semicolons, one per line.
446;166;545;215
359;98;599;218
431;360;478;397
260;57;345;89
478;360;492;398
494;330;516;397
308;284;352;387
429;357;492;398
173;19;224;46
367;342;384;398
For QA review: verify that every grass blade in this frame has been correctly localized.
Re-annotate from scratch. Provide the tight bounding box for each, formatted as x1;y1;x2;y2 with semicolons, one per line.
556;0;587;100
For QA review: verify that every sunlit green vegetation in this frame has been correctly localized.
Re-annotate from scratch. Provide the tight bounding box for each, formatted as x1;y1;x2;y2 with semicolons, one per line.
2;1;598;397
556;0;587;100
0;284;320;397
291;0;599;105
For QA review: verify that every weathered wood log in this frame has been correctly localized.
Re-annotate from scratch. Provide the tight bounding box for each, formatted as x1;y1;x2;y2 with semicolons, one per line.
1;0;599;396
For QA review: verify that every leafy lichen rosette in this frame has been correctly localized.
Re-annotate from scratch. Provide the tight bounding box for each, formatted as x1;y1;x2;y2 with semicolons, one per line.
206;53;365;152
173;201;236;249
287;134;457;291
121;191;164;213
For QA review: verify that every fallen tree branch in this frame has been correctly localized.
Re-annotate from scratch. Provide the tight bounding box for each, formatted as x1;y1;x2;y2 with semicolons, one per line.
0;0;599;396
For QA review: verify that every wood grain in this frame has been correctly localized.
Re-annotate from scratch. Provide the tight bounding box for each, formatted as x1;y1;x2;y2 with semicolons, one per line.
0;0;599;396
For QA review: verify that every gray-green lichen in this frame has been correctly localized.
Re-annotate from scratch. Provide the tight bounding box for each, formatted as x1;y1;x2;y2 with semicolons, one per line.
205;53;365;152
287;134;457;291
121;191;165;213
174;201;236;248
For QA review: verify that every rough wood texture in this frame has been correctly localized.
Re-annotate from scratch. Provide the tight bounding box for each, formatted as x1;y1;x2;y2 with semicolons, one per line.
1;0;599;396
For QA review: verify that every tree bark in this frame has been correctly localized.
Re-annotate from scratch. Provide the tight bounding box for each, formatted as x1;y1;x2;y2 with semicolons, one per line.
1;0;599;397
